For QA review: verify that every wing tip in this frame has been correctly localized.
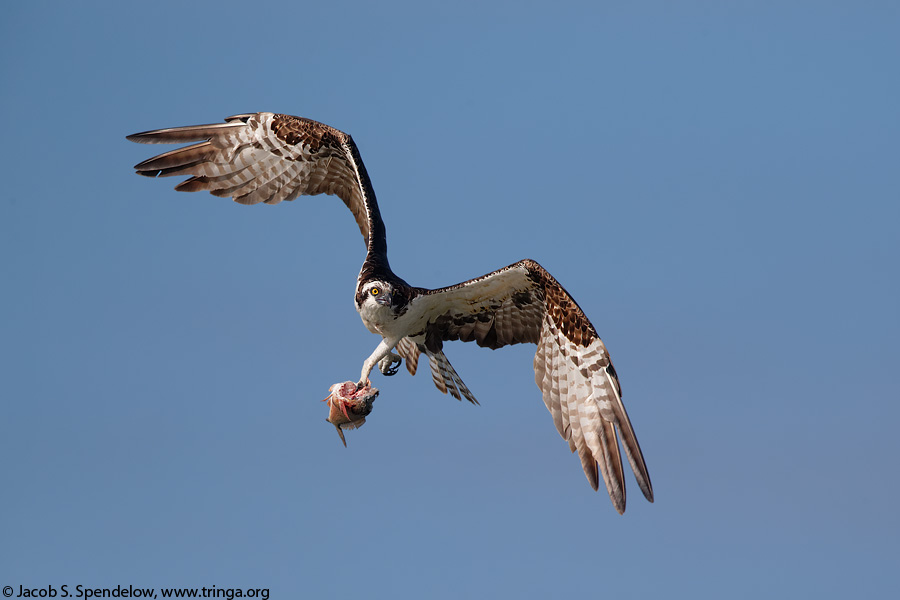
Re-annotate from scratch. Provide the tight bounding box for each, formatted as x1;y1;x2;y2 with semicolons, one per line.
640;480;654;503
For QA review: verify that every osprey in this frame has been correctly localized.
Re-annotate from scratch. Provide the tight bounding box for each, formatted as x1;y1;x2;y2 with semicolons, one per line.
127;112;653;513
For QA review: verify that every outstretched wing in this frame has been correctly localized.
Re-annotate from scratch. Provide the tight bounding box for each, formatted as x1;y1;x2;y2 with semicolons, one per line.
413;259;653;513
127;112;387;257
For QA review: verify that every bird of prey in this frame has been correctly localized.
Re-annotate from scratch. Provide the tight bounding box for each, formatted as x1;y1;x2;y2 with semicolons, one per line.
127;112;653;513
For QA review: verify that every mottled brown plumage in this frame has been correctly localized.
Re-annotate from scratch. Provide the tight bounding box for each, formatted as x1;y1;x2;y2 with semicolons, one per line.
128;112;653;513
387;259;652;511
128;112;390;273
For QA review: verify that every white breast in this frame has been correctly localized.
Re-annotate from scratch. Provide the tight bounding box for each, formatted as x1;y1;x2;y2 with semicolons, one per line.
357;295;431;340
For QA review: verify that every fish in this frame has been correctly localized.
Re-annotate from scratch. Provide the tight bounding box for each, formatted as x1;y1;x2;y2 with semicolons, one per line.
324;381;378;447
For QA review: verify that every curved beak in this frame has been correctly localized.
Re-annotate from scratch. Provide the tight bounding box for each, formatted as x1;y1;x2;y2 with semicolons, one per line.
375;293;392;306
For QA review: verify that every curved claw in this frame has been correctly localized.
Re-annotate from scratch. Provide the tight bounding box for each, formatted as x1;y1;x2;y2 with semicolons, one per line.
380;354;402;377
383;363;400;376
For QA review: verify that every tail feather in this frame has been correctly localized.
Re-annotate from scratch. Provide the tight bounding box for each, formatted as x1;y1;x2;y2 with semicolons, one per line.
425;350;478;405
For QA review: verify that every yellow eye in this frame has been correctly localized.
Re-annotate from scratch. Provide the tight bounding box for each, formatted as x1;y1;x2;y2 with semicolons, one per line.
370;288;380;296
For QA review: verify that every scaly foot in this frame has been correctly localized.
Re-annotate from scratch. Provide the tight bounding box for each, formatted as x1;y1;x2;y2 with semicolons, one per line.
378;352;402;377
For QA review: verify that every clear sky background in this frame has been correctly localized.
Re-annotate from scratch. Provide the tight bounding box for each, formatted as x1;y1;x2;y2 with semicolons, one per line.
2;1;898;598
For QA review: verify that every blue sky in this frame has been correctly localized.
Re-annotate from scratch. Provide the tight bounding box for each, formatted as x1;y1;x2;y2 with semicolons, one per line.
2;1;898;598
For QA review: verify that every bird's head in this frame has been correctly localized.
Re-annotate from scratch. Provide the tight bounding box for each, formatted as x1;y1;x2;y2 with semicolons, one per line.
357;280;395;310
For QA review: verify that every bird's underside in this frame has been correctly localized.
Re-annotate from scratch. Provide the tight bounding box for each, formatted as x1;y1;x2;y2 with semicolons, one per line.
128;111;653;513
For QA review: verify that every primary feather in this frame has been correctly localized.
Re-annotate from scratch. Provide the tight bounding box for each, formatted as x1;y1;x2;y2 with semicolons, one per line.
129;112;653;513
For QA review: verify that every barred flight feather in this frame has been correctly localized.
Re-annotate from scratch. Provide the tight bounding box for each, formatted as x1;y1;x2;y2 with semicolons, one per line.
129;112;653;513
